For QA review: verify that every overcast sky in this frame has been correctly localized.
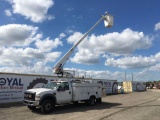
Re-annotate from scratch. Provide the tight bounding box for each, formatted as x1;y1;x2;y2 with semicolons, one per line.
0;0;160;82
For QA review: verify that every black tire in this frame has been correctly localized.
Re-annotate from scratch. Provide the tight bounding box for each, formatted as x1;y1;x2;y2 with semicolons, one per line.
28;106;36;110
96;98;102;103
87;96;95;106
41;99;54;114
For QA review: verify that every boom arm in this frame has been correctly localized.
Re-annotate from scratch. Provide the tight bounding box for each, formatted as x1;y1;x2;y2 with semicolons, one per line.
53;12;113;77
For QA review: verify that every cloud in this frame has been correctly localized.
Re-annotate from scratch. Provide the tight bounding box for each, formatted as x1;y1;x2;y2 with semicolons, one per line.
0;61;53;75
35;37;63;52
0;47;61;67
45;52;61;62
65;29;74;34
0;23;63;73
35;32;65;52
105;52;160;69
4;9;12;16
70;49;100;64
67;28;153;65
0;47;44;66
59;33;66;39
148;64;160;71
89;28;152;55
67;32;83;44
0;24;38;47
8;0;54;23
155;22;160;31
0;24;64;51
67;32;99;64
29;61;52;74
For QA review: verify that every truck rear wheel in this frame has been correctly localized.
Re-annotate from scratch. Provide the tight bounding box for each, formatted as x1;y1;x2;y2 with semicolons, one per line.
87;96;95;106
41;99;54;114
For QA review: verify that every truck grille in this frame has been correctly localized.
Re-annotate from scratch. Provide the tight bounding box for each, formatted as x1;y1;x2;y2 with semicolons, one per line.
24;92;35;101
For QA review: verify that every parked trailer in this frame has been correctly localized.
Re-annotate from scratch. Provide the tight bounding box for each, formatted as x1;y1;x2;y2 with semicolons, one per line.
123;81;146;93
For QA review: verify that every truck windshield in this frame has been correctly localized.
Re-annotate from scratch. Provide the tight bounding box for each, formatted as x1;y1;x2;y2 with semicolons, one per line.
42;82;60;89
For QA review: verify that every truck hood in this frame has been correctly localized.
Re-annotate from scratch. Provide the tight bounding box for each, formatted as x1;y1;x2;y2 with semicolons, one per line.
27;88;56;94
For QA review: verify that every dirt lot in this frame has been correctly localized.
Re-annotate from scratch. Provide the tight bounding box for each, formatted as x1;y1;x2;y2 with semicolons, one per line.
0;89;160;120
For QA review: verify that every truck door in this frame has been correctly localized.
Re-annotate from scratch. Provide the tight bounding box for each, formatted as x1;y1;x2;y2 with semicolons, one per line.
56;82;72;103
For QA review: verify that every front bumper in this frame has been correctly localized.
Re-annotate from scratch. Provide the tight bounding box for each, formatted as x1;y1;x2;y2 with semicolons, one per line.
23;99;39;106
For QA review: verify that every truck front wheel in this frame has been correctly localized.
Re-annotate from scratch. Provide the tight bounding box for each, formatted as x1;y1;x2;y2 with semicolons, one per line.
41;99;54;114
87;96;95;106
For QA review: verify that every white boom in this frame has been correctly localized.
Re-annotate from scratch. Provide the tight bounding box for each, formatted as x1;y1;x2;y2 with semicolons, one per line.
53;12;113;77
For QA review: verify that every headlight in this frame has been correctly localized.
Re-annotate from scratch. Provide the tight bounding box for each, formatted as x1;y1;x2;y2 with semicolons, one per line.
28;94;32;98
35;95;41;101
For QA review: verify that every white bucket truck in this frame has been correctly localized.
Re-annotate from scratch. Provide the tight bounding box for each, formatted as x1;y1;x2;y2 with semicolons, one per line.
23;79;102;113
23;12;113;114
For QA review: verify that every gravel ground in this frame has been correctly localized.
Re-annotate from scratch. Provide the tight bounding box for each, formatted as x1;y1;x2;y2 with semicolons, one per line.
0;89;160;120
